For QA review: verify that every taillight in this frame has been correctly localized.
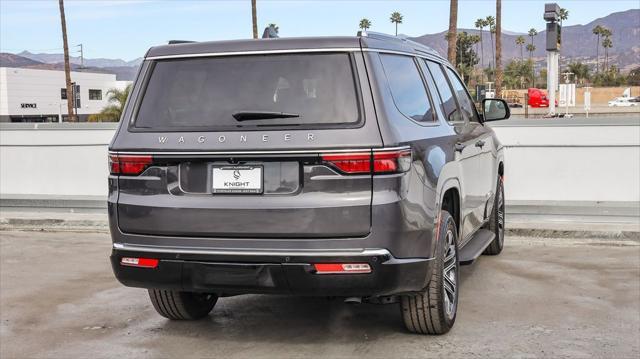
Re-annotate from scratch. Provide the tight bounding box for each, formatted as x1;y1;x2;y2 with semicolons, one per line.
321;152;371;174
321;149;411;175
372;149;412;174
109;154;153;175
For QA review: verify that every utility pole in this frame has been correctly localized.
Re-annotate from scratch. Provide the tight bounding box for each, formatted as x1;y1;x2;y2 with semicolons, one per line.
494;0;503;98
58;0;75;122
447;0;458;65
76;44;84;68
251;0;258;39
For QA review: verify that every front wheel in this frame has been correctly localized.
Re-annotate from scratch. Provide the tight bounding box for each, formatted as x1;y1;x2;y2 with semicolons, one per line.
483;175;505;255
148;289;218;320
400;210;459;335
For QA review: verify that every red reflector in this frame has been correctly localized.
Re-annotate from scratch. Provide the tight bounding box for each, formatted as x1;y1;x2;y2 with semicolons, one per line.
109;155;153;175
120;257;159;268
313;263;372;274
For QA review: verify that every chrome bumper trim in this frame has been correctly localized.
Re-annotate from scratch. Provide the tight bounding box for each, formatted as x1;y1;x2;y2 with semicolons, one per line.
113;242;391;258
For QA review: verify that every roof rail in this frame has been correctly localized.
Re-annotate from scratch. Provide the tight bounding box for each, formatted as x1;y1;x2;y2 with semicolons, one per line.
359;31;405;43
357;31;442;58
168;40;196;45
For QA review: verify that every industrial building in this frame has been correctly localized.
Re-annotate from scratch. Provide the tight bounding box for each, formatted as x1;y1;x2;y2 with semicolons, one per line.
0;67;131;122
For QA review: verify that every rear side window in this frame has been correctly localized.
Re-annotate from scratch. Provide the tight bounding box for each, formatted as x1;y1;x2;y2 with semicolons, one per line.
424;60;461;123
133;53;360;131
379;54;434;123
445;67;480;123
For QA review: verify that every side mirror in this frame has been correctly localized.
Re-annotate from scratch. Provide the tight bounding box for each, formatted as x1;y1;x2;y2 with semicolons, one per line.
482;98;511;122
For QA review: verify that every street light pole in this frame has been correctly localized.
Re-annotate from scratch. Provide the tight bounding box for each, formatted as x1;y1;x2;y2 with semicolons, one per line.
544;3;562;117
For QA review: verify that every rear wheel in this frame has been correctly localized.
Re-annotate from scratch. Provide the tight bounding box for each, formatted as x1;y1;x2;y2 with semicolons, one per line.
400;210;459;335
148;289;217;320
483;175;505;255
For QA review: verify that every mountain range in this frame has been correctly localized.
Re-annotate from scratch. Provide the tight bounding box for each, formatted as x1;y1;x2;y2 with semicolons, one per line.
1;9;638;80
410;9;640;71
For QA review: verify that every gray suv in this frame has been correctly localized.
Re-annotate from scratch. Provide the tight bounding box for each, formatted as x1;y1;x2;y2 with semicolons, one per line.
109;32;509;335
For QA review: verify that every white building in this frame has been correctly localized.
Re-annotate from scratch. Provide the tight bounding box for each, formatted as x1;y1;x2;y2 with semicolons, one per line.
0;67;131;122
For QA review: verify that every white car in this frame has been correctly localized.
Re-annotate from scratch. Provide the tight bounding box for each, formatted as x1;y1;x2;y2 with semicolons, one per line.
608;97;638;107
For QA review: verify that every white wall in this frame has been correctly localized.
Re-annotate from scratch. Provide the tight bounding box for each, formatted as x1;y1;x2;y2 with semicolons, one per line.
490;119;640;202
1;119;639;204
0;124;115;196
0;67;130;119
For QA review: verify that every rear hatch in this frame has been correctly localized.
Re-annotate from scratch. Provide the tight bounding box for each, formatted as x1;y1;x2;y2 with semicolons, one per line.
111;50;385;239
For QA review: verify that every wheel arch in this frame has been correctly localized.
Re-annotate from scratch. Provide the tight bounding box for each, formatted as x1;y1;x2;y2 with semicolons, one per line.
437;177;462;238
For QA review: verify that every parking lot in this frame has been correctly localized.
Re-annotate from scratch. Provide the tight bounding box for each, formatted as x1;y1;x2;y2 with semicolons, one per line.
1;230;638;358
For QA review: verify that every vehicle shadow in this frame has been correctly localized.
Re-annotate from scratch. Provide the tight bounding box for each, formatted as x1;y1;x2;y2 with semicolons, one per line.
152;264;480;345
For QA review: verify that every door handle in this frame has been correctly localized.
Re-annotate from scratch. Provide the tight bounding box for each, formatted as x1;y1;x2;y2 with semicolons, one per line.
455;142;466;152
475;140;485;148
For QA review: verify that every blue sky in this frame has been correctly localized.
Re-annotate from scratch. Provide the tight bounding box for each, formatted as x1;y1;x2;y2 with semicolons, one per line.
1;0;637;61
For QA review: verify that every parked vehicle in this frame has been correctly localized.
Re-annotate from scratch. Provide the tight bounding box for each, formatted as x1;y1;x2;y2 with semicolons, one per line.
108;32;509;335
527;88;557;108
608;97;638;107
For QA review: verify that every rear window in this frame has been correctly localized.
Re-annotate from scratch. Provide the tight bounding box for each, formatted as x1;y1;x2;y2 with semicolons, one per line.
133;53;361;131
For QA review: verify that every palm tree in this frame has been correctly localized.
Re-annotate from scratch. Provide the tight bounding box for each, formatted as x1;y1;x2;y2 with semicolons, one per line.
602;34;613;72
447;1;458;65
593;25;604;73
568;62;590;84
485;15;495;68
359;18;372;31
475;18;486;76
516;36;526;61
88;85;132;122
58;0;75;122
251;0;258;39
526;43;536;87
559;8;569;27
527;28;537;63
526;43;536;59
390;11;403;36
528;28;537;45
495;0;503;97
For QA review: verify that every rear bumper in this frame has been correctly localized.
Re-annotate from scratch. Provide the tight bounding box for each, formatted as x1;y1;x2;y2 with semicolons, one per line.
110;244;433;297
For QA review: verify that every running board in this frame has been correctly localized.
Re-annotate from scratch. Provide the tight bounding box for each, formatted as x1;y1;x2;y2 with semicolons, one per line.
458;229;495;265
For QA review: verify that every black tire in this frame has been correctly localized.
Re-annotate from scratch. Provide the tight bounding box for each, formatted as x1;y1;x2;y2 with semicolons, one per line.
148;289;217;320
483;175;505;255
400;210;459;335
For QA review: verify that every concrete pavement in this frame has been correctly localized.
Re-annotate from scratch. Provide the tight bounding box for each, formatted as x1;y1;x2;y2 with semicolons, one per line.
1;230;638;358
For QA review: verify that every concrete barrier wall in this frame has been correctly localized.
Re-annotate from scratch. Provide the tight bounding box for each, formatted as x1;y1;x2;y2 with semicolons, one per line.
0;123;115;198
489;118;640;203
1;119;639;204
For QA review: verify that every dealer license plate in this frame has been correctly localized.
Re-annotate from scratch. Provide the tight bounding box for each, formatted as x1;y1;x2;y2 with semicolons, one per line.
212;166;263;194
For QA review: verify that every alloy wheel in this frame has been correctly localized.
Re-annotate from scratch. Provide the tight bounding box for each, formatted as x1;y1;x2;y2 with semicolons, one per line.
497;180;505;247
442;229;457;319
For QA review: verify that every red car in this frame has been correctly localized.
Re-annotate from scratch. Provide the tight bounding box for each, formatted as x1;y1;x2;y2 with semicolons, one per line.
528;88;557;108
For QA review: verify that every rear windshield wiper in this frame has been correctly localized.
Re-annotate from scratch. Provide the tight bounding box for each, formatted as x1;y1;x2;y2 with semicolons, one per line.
232;111;300;121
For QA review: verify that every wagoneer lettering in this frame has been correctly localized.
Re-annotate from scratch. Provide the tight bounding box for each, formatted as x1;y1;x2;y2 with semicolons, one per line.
109;32;508;335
